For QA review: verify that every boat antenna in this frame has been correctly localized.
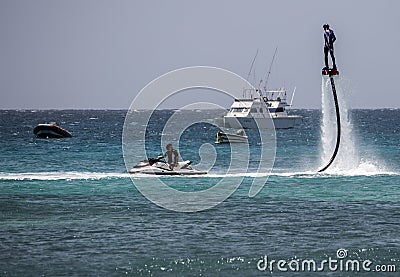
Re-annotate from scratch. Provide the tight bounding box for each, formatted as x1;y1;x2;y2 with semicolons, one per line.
289;86;297;107
263;46;278;95
258;79;263;91
246;49;259;83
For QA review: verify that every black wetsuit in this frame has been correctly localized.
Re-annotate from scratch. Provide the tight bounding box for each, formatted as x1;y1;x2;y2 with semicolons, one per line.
324;29;337;69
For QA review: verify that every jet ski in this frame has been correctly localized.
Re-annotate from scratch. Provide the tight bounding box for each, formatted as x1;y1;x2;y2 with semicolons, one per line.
129;156;207;175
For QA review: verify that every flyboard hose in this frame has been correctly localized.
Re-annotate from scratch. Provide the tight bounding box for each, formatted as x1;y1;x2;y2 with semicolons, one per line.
318;71;340;172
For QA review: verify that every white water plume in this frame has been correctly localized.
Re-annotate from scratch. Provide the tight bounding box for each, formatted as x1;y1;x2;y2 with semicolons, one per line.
320;77;384;174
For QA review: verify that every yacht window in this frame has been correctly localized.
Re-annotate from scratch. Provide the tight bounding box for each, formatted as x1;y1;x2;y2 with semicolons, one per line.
259;108;263;113
231;108;245;113
250;108;258;113
276;107;284;112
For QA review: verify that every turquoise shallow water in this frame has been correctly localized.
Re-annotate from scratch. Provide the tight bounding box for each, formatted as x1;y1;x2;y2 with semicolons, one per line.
0;109;399;276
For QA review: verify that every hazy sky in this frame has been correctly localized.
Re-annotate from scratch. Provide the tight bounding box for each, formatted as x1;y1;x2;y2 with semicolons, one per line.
0;0;399;109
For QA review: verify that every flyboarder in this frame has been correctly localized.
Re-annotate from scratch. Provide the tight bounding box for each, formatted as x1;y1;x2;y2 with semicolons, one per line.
323;24;337;71
319;23;341;172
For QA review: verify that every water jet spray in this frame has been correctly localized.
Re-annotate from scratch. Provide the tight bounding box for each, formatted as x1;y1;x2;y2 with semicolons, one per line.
318;68;340;172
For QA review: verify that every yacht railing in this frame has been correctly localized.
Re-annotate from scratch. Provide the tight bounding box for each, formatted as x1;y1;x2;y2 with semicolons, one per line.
242;88;287;101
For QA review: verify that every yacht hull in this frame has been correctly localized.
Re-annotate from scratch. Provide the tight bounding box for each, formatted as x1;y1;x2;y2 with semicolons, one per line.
222;115;302;129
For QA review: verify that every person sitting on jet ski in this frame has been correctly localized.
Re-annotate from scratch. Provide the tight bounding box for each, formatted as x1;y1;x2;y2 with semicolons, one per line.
323;24;337;70
163;143;179;169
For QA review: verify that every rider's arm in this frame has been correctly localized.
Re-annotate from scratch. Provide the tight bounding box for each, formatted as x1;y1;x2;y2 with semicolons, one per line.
173;150;179;165
331;31;336;45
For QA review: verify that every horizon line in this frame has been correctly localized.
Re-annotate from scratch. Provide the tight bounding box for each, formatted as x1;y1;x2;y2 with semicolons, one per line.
1;107;399;111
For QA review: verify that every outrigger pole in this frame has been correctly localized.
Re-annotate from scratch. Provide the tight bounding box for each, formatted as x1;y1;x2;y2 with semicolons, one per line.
263;46;278;95
246;49;259;83
318;68;340;172
245;49;259;98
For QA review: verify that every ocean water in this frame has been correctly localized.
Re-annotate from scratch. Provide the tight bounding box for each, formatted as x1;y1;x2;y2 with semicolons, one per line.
0;109;399;276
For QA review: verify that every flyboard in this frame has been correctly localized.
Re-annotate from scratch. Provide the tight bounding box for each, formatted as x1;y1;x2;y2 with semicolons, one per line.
318;68;340;172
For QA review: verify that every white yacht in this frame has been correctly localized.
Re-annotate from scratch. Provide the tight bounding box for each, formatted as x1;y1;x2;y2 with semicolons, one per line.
219;88;302;129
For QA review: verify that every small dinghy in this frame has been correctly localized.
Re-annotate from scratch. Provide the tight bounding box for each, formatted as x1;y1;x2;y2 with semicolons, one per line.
33;122;72;138
215;129;248;144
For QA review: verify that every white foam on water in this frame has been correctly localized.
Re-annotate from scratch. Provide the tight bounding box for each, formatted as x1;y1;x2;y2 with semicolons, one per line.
186;166;398;178
0;172;130;181
0;166;397;182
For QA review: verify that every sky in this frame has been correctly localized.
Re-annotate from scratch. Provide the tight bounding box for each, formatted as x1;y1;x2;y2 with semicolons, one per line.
0;0;399;109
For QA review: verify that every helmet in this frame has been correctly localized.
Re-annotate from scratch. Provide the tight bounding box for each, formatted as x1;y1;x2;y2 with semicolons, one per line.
323;24;329;30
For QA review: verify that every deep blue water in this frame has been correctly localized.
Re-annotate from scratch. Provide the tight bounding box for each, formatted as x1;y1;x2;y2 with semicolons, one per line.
0;109;399;276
